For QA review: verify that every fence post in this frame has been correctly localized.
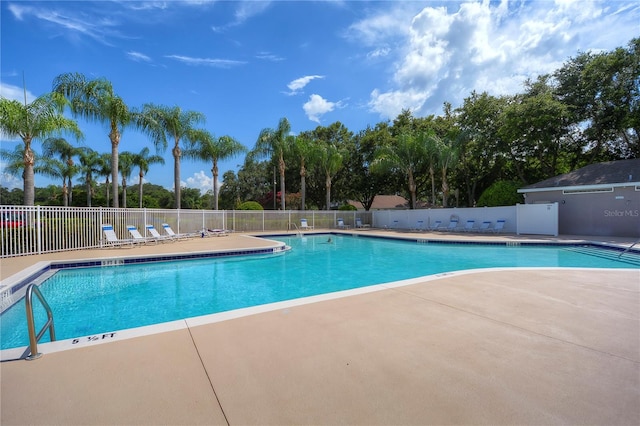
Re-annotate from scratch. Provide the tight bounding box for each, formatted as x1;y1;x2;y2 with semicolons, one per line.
36;205;42;255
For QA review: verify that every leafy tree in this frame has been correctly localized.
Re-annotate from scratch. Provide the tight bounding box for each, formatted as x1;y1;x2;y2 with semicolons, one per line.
136;104;206;209
237;200;263;210
131;147;164;208
0;186;23;205
184;130;246;210
40;156;78;206
53;72;131;208
0;92;82;205
347;123;394;211
477;180;524;207
252;117;291;210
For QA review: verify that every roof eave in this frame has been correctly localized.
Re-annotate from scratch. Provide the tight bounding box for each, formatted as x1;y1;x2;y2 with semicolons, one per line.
518;182;640;193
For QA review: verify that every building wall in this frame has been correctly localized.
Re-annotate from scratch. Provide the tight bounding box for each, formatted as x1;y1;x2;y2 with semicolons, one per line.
524;186;640;237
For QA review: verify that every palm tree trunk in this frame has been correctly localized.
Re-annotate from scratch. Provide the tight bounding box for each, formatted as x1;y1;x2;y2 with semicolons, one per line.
105;177;110;207
325;174;331;210
430;164;436;206
442;167;449;208
408;170;417;209
122;177;127;209
278;153;286;210
213;159;219;210
300;163;306;211
62;181;69;207
86;175;92;207
23;139;35;206
138;172;144;208
110;131;120;209
173;143;181;209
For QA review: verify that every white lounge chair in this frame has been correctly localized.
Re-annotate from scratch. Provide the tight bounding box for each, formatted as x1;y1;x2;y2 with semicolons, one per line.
462;220;475;232
127;225;156;244
337;218;350;229
428;220;442;231
478;221;492;232
355;218;370;228
412;220;425;231
146;224;174;242
492;219;506;234
444;220;459;231
162;223;192;239
101;224;135;247
300;218;314;230
202;228;230;237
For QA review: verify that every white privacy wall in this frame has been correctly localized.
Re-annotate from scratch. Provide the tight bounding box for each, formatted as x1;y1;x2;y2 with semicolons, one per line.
371;204;559;236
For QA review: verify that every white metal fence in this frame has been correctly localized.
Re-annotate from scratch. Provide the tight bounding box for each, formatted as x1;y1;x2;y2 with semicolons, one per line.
0;206;373;258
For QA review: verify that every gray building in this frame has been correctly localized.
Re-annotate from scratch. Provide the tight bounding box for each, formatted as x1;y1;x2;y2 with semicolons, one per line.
518;159;640;237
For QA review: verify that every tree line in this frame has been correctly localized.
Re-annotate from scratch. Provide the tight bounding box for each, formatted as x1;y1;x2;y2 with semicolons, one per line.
1;38;637;210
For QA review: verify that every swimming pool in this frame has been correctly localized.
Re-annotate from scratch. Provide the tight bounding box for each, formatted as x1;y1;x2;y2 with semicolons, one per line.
1;234;638;351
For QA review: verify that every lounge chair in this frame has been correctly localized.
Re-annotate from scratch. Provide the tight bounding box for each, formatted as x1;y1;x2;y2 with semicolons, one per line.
355;218;370;228
146;224;175;242
162;223;193;239
127;225;155;244
101;224;135;247
427;220;442;231
492;219;506;234
300;218;314;230
202;228;230;237
443;220;459;231
389;220;399;229
462;220;475;232
412;220;425;231
478;221;492;232
337;218;350;229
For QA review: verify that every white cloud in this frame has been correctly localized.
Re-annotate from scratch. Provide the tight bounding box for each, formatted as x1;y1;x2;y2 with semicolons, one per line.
0;170;22;190
303;94;344;123
165;55;246;68
355;0;638;119
126;51;152;62
0;82;36;103
286;75;324;96
256;51;285;62
183;171;223;195
212;1;271;32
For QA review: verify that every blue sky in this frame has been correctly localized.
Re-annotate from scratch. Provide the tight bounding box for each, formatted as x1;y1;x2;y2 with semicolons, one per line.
1;0;638;193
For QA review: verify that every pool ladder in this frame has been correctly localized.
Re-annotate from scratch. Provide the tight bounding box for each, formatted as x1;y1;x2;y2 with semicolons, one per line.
24;284;56;360
290;222;302;237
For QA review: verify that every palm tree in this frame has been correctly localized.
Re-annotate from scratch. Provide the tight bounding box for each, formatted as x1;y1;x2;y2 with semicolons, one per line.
184;130;246;210
118;151;134;209
372;133;425;209
0;93;82;205
314;142;344;210
97;152;112;207
42;137;81;206
136;104;206;209
131;147;165;208
438;136;459;208
253;117;291;210
53;72;133;208
43;157;79;206
293;134;314;210
419;131;441;206
0;144;50;193
77;147;101;207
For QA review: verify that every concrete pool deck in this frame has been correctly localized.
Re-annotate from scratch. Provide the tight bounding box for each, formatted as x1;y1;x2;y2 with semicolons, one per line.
1;230;639;425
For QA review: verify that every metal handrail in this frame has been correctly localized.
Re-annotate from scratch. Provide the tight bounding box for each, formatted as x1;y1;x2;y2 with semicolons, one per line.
25;284;56;360
618;238;640;258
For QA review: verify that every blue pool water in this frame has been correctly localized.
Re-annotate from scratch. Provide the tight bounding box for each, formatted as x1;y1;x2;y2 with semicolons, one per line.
1;235;638;350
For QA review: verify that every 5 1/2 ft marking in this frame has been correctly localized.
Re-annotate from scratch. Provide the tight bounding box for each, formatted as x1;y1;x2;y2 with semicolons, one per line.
71;333;116;345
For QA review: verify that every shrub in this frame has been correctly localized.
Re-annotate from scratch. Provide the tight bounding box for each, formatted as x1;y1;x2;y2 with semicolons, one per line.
477;180;524;207
338;204;357;211
237;201;264;210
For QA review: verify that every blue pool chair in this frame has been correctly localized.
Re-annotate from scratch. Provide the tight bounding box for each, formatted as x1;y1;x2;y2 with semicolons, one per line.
428;220;442;231
462;220;475;232
300;218;314;230
478;221;492;232
492;219;506;234
444;220;459;231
